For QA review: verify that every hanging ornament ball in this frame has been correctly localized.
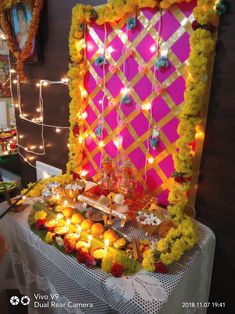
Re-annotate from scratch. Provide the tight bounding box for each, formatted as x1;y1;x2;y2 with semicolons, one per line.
192;20;200;31
90;9;98;20
155;56;169;70
73;125;79;136
127;17;137;31
216;1;227;16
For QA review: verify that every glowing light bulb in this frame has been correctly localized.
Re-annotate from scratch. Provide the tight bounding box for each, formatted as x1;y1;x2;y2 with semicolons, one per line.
104;239;109;249
121;87;130;95
36;107;41;112
19;135;24;139
107;46;115;54
148;157;154;164
24;157;27;162
81;111;88;119
39;145;43;149
42;81;48;87
57;213;63;219
150;45;156;53
98;100;102;104
142;102;152;111
120;33;128;43
78;136;83;143
99;141;104;148
80;169;88;177
10;69;16;73
55;128;61;133
61;77;69;84
81;89;87;97
13;79;17;84
87;43;93;51
36;82;40;87
67;143;70;148
30;145;36;150
0;33;6;40
28;156;35;161
114;135;123;149
14;103;19;108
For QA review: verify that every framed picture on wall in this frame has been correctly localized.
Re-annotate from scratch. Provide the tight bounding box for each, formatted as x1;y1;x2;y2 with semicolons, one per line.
9;0;39;63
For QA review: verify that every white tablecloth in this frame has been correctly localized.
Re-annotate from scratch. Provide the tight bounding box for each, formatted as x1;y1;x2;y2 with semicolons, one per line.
0;201;215;314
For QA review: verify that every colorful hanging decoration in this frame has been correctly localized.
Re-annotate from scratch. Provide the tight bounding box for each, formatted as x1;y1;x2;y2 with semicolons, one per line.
155;56;169;70
149;126;160;150
95;124;102;138
127;17;136;30
215;1;227;16
120;94;131;104
94;56;107;66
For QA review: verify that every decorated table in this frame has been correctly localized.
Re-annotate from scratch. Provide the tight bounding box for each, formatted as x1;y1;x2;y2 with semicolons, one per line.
0;199;215;314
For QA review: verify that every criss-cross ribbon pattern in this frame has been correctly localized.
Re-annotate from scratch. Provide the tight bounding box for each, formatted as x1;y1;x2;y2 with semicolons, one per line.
82;2;196;205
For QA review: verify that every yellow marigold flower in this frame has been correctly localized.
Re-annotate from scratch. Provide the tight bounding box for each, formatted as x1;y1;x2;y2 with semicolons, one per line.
34;210;47;221
45;232;54;244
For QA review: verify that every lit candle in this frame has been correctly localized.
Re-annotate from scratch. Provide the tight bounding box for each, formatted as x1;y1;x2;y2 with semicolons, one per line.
104;239;109;253
76;225;82;238
88;234;93;247
66;219;71;231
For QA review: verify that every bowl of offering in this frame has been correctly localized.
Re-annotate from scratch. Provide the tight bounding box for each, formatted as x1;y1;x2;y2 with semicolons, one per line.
64;182;85;201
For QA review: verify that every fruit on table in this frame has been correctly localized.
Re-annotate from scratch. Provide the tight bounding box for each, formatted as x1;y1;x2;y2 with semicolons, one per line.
63;207;74;218
81;218;93;230
92;248;107;259
71;212;84;224
91;223;104;236
114;238;126;249
104;229;118;243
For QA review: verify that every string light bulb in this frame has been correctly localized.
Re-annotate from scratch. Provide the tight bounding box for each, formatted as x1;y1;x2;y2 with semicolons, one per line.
142;102;152;111
150;45;156;53
99;141;104;148
55;128;61;133
148;157;154;164
80;169;88;177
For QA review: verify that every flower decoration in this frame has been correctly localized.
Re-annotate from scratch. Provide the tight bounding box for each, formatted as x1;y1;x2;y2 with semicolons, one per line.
76;248;96;268
109;64;118;74
73;125;79;136
125;47;134;57
154;84;166;95
0;0;44;80
120;94;131;105
156;56;169;70
95;125;102;137
149;126;160;150
96;77;103;86
138;64;148;74
110;262;125;277
127;17;136;30
55;236;64;247
35;219;46;230
94;56;107;66
45;232;54;244
216;1;227;16
34;210;47;221
155;261;168;274
142;249;156;272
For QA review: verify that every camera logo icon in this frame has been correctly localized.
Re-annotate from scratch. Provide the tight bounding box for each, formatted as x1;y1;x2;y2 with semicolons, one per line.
10;296;20;306
10;295;30;306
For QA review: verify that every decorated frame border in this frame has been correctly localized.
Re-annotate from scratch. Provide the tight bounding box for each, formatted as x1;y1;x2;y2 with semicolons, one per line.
65;0;221;265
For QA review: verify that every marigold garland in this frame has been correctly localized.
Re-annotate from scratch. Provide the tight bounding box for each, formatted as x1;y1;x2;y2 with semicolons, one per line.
23;0;219;268
0;0;44;80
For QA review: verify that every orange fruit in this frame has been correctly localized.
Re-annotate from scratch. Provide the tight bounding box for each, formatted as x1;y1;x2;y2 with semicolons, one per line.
63;207;74;218
104;229;118;243
91;223;104;236
71;212;84;224
81;219;93;230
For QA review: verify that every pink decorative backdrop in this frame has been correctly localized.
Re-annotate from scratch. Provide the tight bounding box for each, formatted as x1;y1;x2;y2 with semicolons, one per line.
81;1;197;206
